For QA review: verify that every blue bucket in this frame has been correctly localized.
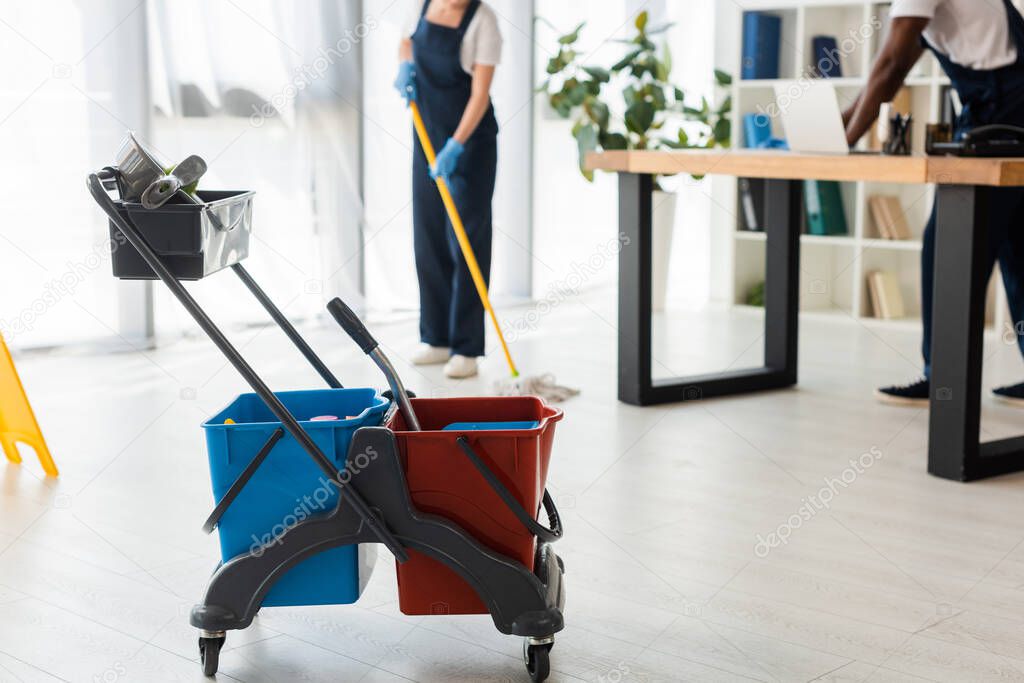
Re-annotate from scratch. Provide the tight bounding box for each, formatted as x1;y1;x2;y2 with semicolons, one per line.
202;388;387;607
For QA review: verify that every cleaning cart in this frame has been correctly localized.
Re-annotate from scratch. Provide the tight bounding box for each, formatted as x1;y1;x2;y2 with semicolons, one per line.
87;161;566;682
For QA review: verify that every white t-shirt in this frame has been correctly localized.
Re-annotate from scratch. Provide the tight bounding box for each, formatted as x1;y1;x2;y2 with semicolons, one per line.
404;1;503;75
890;0;1017;70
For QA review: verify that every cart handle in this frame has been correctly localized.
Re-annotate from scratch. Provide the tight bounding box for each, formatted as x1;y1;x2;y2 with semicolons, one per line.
455;437;563;544
203;428;285;534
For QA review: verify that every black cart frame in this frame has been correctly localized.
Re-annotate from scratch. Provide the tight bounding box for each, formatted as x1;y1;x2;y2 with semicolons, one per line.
88;170;565;681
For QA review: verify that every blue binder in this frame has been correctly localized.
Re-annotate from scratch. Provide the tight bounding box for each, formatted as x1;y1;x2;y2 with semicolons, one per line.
813;36;843;78
743;113;773;148
742;12;782;80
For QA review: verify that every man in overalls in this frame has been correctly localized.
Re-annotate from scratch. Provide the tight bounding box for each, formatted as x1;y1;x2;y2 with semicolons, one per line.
394;0;502;379
844;0;1024;406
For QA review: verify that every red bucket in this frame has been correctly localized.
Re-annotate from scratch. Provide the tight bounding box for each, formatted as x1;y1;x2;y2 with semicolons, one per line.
387;396;562;615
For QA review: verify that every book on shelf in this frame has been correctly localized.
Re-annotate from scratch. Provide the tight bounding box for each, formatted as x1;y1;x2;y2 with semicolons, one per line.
940;84;962;124
739;178;765;231
804;180;848;236
868;195;912;240
867;270;906;320
812;36;842;78
743;113;772;149
742;12;782;80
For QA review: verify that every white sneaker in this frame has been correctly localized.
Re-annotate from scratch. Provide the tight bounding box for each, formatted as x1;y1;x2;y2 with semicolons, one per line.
412;344;450;366
444;354;478;379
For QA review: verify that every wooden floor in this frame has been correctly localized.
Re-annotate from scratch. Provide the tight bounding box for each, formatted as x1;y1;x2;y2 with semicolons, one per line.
4;290;1024;682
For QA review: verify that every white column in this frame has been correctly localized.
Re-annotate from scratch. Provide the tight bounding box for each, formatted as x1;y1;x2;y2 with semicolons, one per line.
83;0;155;346
489;0;535;300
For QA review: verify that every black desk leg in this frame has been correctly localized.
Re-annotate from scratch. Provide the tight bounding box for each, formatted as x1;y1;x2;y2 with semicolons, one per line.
928;184;1024;481
617;174;801;406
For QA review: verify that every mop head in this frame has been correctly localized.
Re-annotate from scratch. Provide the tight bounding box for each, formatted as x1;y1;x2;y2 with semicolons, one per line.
493;373;580;402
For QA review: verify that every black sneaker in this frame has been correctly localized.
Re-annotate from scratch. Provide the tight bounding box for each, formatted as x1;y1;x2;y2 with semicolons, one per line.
993;382;1024;407
874;377;930;406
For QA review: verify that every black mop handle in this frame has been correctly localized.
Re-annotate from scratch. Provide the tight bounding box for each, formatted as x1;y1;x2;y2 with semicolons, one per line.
327;298;421;431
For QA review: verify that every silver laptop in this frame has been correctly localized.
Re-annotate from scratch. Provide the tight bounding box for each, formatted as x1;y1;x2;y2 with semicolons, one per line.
773;81;851;155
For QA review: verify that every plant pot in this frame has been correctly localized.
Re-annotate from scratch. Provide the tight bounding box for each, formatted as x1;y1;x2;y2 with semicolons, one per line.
651;190;677;312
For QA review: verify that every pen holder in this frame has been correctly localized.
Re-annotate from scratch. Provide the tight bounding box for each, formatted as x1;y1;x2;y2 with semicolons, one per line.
883;114;913;156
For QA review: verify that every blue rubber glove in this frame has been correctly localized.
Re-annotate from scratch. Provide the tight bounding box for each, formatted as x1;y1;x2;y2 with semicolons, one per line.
393;60;417;103
431;138;465;180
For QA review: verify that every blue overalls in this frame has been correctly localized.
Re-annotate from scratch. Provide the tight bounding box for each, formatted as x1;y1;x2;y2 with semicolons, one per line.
411;0;498;358
921;0;1024;376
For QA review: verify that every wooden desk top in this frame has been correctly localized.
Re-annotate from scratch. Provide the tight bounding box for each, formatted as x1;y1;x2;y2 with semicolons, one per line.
585;150;1024;187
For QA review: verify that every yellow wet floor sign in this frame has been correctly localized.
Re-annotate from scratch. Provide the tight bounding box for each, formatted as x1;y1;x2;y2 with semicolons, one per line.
0;334;57;477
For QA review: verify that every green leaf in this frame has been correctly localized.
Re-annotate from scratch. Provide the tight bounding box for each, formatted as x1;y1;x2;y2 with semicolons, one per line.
600;132;629;150
575;123;599;182
566;78;588;106
713;118;732;143
549;92;572;118
625;99;655;134
717;95;733;115
535;78;550;93
714;69;733;87
582;66;610;83
654;59;669;83
660;43;672;82
584;98;610;130
631;55;658;80
674;87;685;102
612;48;642;72
678;128;690;146
650;85;667;110
558;21;585;44
635;10;648;33
546;49;574;74
623;84;639;104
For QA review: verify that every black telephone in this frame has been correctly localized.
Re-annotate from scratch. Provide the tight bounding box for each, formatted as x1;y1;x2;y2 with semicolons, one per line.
929;124;1024;157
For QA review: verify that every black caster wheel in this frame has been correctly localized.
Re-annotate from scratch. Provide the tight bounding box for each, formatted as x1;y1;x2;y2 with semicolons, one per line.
199;634;226;676
523;639;553;682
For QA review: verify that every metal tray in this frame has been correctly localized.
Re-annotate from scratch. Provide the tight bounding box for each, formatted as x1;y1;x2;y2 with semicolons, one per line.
109;190;254;281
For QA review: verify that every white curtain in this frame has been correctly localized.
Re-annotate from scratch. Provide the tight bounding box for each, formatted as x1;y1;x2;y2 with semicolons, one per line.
0;0;147;350
145;0;365;335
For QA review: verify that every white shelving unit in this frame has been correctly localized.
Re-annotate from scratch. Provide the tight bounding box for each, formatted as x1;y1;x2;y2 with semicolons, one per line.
726;0;1009;332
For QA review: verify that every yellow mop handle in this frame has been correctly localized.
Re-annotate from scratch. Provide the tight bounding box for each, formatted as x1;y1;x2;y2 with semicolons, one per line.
409;101;519;377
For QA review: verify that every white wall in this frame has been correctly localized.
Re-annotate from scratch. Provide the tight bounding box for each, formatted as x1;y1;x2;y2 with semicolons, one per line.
532;1;716;308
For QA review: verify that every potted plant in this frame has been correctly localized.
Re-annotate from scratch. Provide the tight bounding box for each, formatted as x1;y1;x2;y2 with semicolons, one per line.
540;11;732;311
